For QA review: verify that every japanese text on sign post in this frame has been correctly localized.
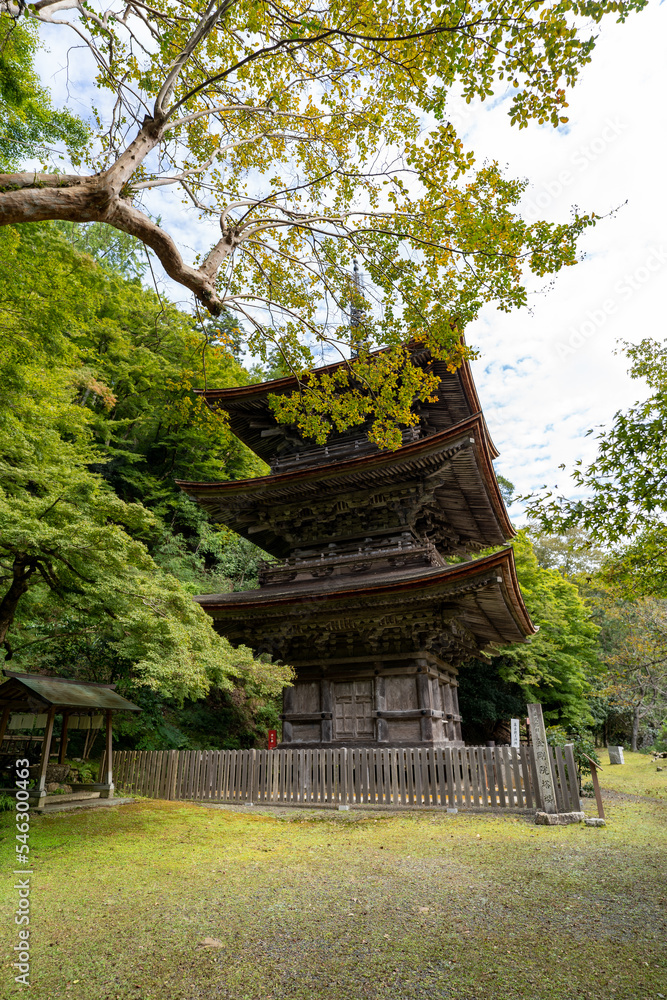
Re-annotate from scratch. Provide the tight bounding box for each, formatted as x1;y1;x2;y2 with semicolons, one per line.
527;703;558;814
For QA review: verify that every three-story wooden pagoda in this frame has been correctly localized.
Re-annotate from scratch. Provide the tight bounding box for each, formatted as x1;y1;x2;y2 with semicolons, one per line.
179;346;535;748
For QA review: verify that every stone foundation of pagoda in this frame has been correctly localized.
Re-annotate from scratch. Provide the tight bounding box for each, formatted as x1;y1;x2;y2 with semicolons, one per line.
280;651;463;749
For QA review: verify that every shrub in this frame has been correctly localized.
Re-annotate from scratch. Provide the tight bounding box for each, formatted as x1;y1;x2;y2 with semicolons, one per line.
546;725;600;777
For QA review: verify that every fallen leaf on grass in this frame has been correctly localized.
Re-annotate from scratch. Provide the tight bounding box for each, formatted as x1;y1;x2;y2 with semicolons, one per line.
200;937;224;948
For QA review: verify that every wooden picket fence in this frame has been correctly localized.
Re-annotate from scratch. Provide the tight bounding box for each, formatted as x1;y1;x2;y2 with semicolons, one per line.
113;744;580;813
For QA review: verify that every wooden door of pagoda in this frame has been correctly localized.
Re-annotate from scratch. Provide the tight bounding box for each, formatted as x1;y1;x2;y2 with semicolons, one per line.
333;680;374;740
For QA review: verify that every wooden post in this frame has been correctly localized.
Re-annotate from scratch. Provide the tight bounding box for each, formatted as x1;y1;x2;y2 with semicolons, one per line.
321;679;333;743
590;762;605;820
582;753;605;820
442;683;455;742
167;749;178;800
0;704;11;747
563;743;581;812
417;663;434;743
58;711;70;765
527;703;558;814
101;709;114;798
282;685;294;743
450;682;462;742
35;706;57;802
374;669;388;742
249;749;256;804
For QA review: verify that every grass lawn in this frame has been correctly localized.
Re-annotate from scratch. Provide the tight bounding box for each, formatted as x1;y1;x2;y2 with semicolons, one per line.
2;781;666;1000
597;749;667;800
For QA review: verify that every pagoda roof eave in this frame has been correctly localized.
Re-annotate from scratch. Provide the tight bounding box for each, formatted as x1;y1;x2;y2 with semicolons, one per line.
199;342;481;408
195;547;536;648
176;412;514;545
198;345;500;463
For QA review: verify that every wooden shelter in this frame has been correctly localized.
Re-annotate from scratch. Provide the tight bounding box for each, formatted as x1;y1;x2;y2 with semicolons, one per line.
179;347;536;749
0;672;140;807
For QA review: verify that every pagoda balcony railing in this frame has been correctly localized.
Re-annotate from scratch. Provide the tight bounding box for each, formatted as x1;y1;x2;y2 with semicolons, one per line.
269;425;422;474
258;534;444;585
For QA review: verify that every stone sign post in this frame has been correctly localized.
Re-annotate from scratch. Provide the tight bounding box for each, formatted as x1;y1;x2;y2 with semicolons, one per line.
608;745;625;765
510;718;520;748
527;703;558;814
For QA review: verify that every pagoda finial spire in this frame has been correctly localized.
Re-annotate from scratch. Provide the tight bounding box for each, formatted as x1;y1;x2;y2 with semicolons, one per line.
350;258;366;356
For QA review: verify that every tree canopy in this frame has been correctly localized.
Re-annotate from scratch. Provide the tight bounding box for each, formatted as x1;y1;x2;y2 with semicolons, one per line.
526;336;667;597
0;220;290;712
0;0;647;445
526;523;608;580
460;531;600;732
0;14;88;169
593;594;667;750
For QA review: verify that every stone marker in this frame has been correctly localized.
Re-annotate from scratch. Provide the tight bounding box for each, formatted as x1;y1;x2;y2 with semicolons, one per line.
608;746;625;765
527;703;558;813
584;817;606;827
510;718;520;748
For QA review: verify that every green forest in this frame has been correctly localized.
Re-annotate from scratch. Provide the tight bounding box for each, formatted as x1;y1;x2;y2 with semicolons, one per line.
0;218;294;749
1;8;666;762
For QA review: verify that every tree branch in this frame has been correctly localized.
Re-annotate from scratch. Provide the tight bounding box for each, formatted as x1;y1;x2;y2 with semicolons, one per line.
155;0;238;117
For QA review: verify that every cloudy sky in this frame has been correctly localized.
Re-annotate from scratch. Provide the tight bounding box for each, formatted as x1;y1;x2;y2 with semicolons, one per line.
457;1;667;511
38;2;666;515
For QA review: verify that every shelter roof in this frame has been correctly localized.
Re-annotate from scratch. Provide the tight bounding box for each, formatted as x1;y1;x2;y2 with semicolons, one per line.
0;673;141;712
177;413;513;557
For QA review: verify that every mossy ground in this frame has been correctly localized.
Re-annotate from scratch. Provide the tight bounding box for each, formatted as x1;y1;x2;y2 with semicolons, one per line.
1;764;665;1000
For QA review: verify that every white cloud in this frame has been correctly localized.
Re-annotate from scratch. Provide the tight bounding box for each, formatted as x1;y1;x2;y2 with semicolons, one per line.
459;1;667;514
